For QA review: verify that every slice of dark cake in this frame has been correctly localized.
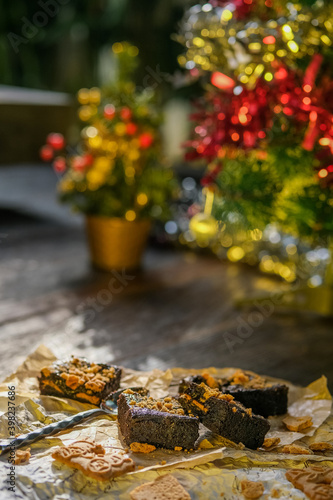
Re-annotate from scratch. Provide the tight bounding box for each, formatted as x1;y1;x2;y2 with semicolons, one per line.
117;389;199;451
179;370;288;418
178;382;270;449
39;356;121;406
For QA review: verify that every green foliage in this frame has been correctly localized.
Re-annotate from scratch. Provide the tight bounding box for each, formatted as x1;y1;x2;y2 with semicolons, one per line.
278;181;333;241
213;151;284;230
213;145;333;241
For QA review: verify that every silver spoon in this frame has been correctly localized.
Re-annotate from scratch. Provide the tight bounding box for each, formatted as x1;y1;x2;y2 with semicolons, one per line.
0;387;146;456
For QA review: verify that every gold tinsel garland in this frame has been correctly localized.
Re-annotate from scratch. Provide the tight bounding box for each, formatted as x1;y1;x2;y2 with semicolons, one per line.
175;0;333;86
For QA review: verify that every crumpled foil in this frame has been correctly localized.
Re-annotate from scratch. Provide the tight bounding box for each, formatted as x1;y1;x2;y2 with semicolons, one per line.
0;345;332;499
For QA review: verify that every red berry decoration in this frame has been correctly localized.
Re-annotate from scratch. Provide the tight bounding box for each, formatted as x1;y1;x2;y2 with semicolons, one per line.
40;145;54;162
53;156;67;173
126;123;138;135
139;133;154;149
120;107;132;121
104;104;116;120
47;133;65;150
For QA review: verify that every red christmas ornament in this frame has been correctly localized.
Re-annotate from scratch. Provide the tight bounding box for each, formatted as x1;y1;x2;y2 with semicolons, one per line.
104;104;116;120
211;72;235;90
263;36;276;45
53;156;67;173
139;133;154;149
126;123;138;135
120;107;132;121
40;145;54;162
209;0;254;19
47;133;65;150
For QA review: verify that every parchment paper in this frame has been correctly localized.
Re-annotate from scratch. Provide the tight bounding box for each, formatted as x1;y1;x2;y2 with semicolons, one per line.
0;345;332;499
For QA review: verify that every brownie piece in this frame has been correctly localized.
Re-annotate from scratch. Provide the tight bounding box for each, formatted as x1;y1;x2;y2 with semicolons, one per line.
117;389;199;451
179;370;288;418
178;382;270;449
38;356;121;406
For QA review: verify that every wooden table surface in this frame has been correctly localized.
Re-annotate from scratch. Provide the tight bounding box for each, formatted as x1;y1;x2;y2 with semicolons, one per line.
1;209;332;391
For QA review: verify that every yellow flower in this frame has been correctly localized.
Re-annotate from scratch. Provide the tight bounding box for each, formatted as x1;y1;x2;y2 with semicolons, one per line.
78;105;93;121
115;123;127;136
88;135;103;149
128;149;140;161
77;88;90;105
89;87;101;105
94;156;113;173
137;193;148;206
125;210;136;221
86;169;106;187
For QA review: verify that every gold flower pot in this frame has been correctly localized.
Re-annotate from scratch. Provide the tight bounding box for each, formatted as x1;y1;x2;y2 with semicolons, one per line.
86;216;151;271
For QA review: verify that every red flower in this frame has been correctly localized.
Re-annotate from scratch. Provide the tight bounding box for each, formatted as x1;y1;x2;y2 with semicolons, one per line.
72;156;88;171
40;145;54;162
126;123;138;135
120;107;132;121
47;133;65;150
53;156;67;173
104;104;116;120
139;133;154;149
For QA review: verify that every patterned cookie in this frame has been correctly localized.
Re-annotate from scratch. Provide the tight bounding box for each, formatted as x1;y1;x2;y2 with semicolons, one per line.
52;439;135;481
130;474;191;500
286;466;333;500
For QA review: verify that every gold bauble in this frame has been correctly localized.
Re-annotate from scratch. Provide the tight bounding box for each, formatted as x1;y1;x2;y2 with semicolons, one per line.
189;213;218;243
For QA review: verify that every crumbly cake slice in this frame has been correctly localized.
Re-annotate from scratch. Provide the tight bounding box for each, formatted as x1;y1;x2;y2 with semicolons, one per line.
178;382;270;449
39;356;121;405
117;389;199;451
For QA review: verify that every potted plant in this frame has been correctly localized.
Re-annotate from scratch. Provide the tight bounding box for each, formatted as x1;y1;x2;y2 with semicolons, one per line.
41;42;176;271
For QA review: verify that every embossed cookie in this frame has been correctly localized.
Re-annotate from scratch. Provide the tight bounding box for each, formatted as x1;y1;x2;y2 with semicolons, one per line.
52;439;135;481
286;466;333;500
241;480;264;499
130;474;191;500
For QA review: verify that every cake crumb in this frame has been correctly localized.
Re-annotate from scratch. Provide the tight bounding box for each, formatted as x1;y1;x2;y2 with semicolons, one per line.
282;444;312;455
198;439;214;449
262;437;280;449
130;442;156;454
282;415;313;432
241;480;264;499
309;441;333;452
14;448;31;465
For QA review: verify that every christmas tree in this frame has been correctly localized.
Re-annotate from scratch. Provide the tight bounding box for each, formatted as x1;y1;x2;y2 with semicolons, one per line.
176;0;333;242
174;0;333;296
41;42;176;222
